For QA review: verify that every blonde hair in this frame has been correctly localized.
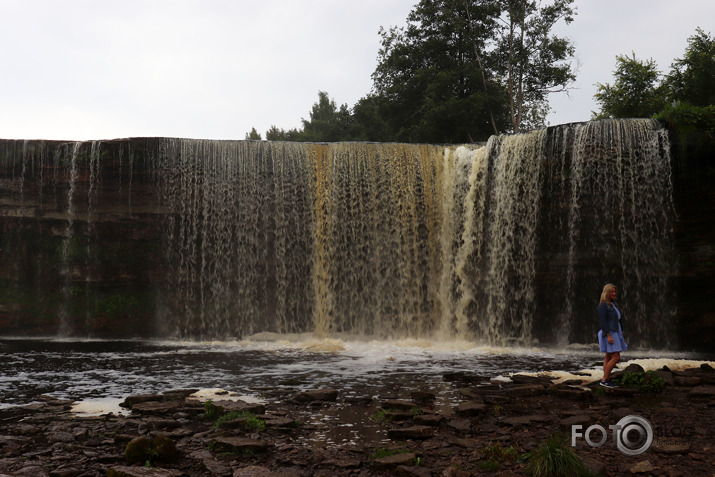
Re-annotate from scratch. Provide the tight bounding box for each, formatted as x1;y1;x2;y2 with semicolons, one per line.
599;283;616;304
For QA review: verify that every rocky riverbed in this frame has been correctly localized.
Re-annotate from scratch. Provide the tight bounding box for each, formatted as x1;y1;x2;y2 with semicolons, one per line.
1;363;714;477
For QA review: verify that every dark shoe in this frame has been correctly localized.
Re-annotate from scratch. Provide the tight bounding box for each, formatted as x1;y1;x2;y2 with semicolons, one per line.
600;380;619;388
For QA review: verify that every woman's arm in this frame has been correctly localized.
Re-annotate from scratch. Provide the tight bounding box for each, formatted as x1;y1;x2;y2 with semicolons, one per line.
598;302;613;335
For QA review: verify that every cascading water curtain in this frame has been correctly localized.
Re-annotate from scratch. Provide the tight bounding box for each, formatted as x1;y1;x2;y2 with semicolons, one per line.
561;119;677;348
0;119;678;347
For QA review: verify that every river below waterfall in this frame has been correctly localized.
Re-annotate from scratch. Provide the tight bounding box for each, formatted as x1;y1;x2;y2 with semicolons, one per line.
2;337;713;415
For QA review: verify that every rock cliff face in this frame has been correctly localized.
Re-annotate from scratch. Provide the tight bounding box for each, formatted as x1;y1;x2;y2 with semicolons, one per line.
0;138;168;337
0;120;711;349
669;129;715;350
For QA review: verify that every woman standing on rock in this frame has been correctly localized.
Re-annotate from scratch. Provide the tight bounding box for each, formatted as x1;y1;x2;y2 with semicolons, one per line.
598;283;627;388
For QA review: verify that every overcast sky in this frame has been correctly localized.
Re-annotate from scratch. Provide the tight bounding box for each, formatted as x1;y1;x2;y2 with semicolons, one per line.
1;0;713;141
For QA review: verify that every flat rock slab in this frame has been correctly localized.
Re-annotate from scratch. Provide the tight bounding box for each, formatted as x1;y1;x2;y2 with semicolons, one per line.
130;401;183;415
558;415;592;428
107;466;183;477
455;400;487;416
382;399;418;411
372;452;416;470
414;413;444;426
501;384;547;397
687;386;715;398
213;400;266;415
387;426;435;440
502;414;550;426
550;385;594;401
213;437;271;453
653;443;691;454
120;394;165;409
292;389;338;403
232;465;301;477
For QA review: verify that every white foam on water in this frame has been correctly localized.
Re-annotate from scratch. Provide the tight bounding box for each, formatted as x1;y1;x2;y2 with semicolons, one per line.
513;357;715;384
188;389;265;404
71;397;128;417
619;357;715;373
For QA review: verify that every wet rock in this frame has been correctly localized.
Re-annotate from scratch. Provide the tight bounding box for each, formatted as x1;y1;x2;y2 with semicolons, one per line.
385;411;415;421
120;394;164;409
48;466;83;477
383;399;419;411
320;458;361;469
509;374;554;386
502;414;549;427
482;393;513;404
413;413;444;426
455;400;487;416
653;443;691;454
291;388;338;403
629;459;656;473
212;437;271;453
410;390;436;405
500;384;547;397
442;372;489;384
581;456;607;476
124;436;153;464
558;415;591;429
371;452;416;470
107;467;183;477
549;384;594;401
687;386;715;398
395;465;433;476
2;363;714;477
673;376;703;386
124;434;177;465
210;399;266;416
621;363;646;374
447;418;471;432
387;426;435;440
130;401;183;415
261;416;298;430
232;466;301;477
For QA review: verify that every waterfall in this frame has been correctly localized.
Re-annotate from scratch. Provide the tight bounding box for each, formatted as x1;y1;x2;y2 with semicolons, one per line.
0;119;678;347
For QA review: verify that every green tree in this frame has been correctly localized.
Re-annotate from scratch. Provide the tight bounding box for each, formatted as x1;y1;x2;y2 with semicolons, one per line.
265;125;303;141
300;91;352;142
245;127;262;140
492;0;577;132
349;95;391;141
664;27;715;107
370;0;576;142
372;0;507;143
593;53;666;119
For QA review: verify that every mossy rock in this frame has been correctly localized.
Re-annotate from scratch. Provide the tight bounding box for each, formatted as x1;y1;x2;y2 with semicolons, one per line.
125;436;153;464
151;434;178;462
124;434;178;465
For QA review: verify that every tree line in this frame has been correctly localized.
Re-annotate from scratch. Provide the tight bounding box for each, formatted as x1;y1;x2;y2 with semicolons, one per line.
244;1;713;144
592;27;715;136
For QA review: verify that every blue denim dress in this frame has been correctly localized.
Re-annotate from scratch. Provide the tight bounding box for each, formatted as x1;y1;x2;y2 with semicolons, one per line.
598;303;628;353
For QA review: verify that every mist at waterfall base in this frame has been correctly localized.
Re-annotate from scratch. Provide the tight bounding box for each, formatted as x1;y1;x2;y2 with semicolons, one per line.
1;119;710;410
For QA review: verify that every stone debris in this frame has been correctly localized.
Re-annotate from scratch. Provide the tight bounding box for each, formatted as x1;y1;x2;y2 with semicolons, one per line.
0;366;713;476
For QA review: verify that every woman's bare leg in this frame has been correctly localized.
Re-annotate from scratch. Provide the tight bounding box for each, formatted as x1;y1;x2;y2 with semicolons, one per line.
603;352;621;381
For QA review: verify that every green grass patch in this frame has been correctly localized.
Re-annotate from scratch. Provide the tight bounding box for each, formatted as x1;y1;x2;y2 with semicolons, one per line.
213;411;266;431
371;446;411;460
616;371;667;393
525;433;591;477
